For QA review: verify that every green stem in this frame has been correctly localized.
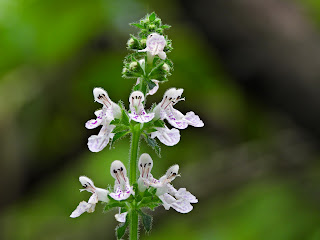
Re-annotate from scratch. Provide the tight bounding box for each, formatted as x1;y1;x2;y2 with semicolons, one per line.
129;210;139;240
129;124;140;184
129;124;141;240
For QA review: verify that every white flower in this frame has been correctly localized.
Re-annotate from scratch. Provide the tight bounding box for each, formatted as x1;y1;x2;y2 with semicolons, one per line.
115;211;128;223
153;88;204;129
137;154;197;213
70;176;109;218
85;88;121;152
109;160;134;201
150;125;180;146
136;77;159;96
138;33;167;60
128;91;154;123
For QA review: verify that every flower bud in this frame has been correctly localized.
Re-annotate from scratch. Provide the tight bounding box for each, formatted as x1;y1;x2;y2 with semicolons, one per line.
140;38;147;47
162;63;170;72
149;24;156;30
129;62;138;70
127;38;135;47
122;67;128;74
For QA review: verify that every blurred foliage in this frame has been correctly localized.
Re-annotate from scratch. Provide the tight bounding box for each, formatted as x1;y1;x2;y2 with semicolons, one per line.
0;0;320;240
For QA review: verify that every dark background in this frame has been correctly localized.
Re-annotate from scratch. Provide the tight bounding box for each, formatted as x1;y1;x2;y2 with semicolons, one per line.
1;0;320;239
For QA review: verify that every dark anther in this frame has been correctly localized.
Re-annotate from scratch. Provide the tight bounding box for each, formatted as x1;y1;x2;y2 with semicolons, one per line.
172;173;176;176
144;163;147;167
169;97;172;100
140;164;142;167
120;167;123;171
148;163;151;166
113;169;117;174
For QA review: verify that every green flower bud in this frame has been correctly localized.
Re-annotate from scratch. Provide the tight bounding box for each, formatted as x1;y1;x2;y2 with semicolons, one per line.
140;38;147;46
162;63;170;72
149;24;156;30
122;67;128;74
129;62;138;70
127;38;135;47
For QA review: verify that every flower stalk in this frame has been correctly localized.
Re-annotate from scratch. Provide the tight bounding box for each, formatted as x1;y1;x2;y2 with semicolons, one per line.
70;12;204;240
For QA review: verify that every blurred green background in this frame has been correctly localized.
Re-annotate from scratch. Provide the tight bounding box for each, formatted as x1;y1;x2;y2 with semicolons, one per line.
1;0;320;239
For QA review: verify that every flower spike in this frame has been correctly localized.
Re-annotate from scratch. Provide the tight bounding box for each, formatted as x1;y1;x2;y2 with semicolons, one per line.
138;33;167;60
86;88;121;152
70;176;109;218
109;160;134;201
154;88;204;129
128;91;154;123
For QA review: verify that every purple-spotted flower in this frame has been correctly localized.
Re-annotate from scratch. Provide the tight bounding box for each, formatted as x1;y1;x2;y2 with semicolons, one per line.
70;176;109;218
153;88;204;129
109;160;134;201
128;91;154;123
137;154;197;213
138;33;167;60
85;88;121;152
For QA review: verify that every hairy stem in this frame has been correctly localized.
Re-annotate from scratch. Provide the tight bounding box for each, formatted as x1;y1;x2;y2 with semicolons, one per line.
130;124;141;184
129;209;139;240
129;124;141;240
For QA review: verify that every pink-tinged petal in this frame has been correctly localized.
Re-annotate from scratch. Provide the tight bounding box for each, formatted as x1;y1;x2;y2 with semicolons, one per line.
70;201;91;218
147;80;159;96
87;135;110;152
129;111;155;123
109;186;132;201
170;199;193;213
151;127;180;146
158;193;176;210
85;118;102;129
115;212;128;223
158;51;166;60
176;188;198;203
184;111;204;127
164;109;188;129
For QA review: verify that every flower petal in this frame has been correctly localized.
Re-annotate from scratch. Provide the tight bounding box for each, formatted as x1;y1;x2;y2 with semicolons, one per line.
96;188;110;202
158;51;166;60
164;108;188;129
70;201;91;218
109;185;132;201
115;212;128;223
87;135;110;152
158;193;176;210
88;192;99;204
184;111;204;127
170;199;193;213
151;127;180;146
176;188;198;203
129;110;155;123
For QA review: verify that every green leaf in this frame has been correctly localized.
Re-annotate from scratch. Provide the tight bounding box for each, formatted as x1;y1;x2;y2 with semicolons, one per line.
138;210;153;232
113;124;130;133
112;130;130;144
149;12;156;22
121;109;130;126
116;220;129;240
110;118;121;125
153;119;165;128
143;134;161;157
130;23;144;29
161;24;171;29
104;200;126;212
147;80;156;91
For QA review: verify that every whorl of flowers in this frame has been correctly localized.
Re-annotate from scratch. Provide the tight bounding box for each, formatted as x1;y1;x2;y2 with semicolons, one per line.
70;13;204;239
